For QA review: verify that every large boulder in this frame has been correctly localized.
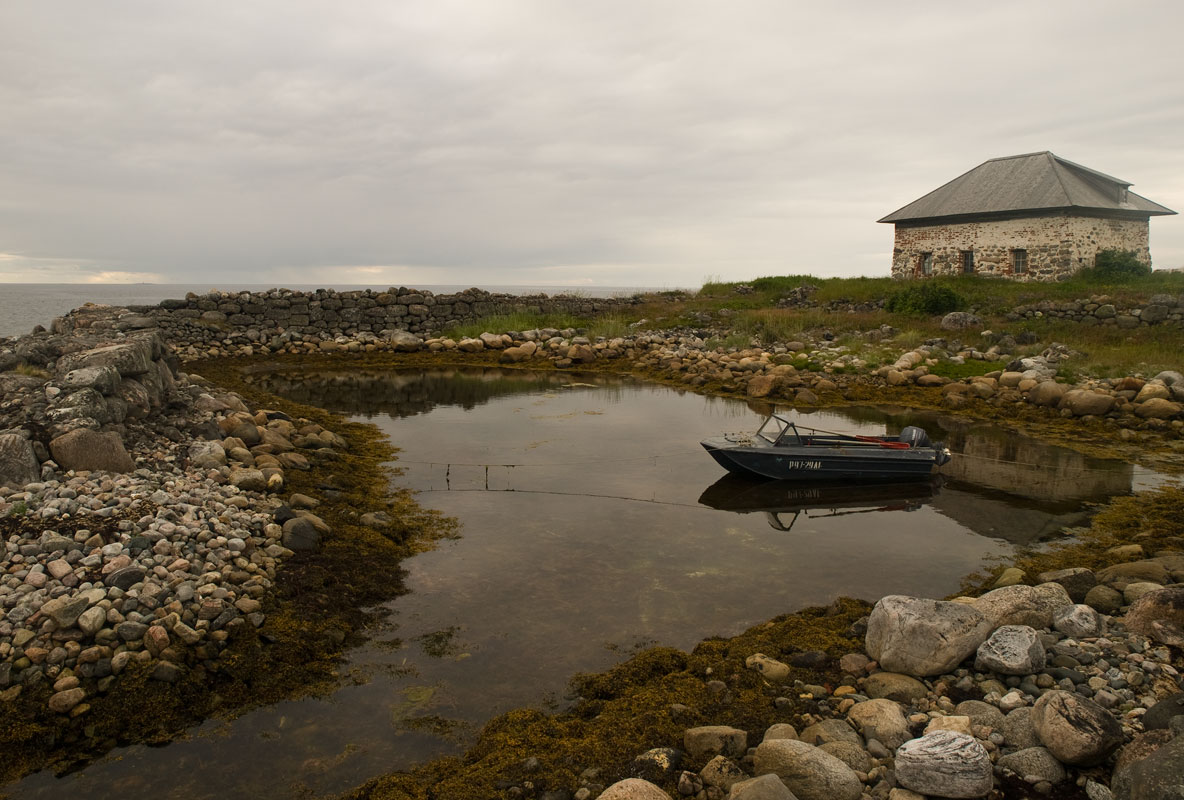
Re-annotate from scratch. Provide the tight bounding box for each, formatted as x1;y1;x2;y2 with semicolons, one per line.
752;739;862;800
1060;389;1116;417
940;312;982;331
862;672;929;704
1028;380;1067;408
57;339;154;377
1112;734;1184;800
971;583;1073;629
865;595;992;677
0;434;40;488
894;731;994;799
974;625;1046;675
49;429;135;473
1123;587;1184;647
1036;567;1097;602
1031;690;1123;766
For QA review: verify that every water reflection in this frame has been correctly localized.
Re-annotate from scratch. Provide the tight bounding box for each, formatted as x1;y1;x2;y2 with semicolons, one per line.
10;368;1162;800
698;474;938;531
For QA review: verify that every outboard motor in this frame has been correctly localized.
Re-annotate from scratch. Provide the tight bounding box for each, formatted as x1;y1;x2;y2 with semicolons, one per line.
898;426;931;448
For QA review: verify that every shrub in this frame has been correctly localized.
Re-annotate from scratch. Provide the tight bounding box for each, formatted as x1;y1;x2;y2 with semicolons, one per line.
1081;249;1151;282
884;283;965;315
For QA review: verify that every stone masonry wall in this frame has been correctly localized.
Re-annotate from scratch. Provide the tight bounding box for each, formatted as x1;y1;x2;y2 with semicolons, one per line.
93;287;649;350
891;213;1151;281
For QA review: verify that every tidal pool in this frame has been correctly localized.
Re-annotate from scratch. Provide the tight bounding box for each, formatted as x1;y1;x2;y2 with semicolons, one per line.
9;368;1161;799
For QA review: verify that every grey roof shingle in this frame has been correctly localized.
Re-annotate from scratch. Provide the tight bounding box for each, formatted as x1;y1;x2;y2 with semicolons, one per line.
878;152;1176;224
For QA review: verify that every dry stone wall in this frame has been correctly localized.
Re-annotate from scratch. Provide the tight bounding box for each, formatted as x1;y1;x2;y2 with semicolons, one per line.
88;287;645;350
891;213;1151;281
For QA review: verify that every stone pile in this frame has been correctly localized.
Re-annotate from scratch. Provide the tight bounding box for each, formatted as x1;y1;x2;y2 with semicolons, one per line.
0;324;350;718
1010;294;1184;328
530;551;1184;800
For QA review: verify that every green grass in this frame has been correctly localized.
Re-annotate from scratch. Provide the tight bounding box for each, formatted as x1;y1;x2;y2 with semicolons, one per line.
441;312;586;340
927;358;1001;380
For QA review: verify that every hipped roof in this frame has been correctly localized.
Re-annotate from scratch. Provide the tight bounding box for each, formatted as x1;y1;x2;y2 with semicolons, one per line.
879;152;1176;224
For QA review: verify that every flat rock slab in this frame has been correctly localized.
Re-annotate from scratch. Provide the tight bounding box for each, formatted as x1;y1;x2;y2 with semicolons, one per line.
49;428;134;474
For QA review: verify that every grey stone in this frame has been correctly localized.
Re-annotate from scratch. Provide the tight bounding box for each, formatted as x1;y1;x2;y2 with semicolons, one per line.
862;672;929;704
846;698;911;749
974;625;1046;675
1054;604;1103;638
1141;692;1184;730
106;566;146;591
797;718;861;747
1112;734;1184;800
281;517;321;551
894;730;994;799
998;747;1067;784
42;596;89;628
49;429;135;473
753;738;862;800
1002;707;1041;749
866;595;992;676
953;700;1005;731
0;433;40;489
61;365;121;394
1085;584;1125;614
972;583;1073;629
1032;690;1122;766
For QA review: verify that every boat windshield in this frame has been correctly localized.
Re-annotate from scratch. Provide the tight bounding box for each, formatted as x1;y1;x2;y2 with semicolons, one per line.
755;414;799;445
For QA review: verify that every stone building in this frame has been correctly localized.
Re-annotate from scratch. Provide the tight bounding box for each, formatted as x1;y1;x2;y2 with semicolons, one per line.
879;152;1175;281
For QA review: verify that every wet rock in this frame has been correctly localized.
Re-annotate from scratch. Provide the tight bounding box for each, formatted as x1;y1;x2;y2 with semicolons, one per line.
974;625;1046;675
1061;389;1116;417
1097;560;1171;588
865;595;992;676
752;738;862;800
106;566;146;591
894;730;994;799
281;517;321;551
797;718;861;747
629;747;683;783
1085;584;1125;615
1032;690;1123;766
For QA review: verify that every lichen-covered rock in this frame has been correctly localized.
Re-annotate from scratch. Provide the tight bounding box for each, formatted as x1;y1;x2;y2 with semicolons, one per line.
49;428;135;473
974;625;1046;675
753;738;862;800
997;747;1066;785
746;653;791;682
1032;690;1123;766
866;595;992;676
1054;603;1103;638
1123;587;1184;647
894;730;994;799
0;433;40;489
971;583;1073;629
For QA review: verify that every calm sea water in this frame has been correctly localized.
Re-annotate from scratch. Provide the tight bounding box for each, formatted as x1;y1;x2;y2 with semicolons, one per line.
8;368;1161;799
0;283;679;338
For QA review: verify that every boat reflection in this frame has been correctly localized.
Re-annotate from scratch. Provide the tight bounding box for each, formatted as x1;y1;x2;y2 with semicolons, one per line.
698;473;941;531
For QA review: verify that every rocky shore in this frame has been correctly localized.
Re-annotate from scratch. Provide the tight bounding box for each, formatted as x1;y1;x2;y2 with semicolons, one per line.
3;290;1184;798
580;558;1184;800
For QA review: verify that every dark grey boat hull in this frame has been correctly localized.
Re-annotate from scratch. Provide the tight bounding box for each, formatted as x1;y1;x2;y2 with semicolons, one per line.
701;437;944;481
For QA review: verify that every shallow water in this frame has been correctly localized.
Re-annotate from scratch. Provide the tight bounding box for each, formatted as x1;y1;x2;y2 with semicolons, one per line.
9;368;1161;799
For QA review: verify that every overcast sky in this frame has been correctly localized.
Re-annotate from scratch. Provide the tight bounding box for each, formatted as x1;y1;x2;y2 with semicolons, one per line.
1;1;1181;288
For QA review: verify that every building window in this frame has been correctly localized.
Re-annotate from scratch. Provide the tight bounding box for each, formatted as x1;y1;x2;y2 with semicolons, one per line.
961;250;974;274
1012;249;1028;274
919;252;934;276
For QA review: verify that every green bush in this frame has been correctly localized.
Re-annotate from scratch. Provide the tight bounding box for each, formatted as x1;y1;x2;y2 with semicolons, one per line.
1081;249;1151;282
884;282;965;315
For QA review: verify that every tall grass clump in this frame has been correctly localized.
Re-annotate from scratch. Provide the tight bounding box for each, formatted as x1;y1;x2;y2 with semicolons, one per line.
443;312;584;339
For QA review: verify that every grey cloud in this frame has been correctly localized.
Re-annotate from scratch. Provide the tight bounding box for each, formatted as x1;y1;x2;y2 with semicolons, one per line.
0;1;1181;284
